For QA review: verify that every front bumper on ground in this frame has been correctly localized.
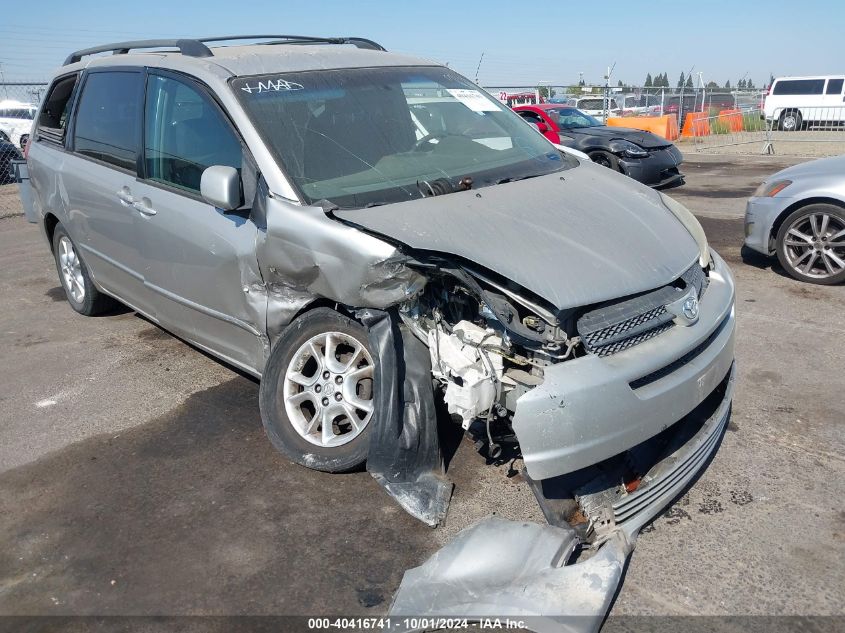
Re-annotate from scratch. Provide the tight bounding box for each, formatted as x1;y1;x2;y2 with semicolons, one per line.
618;145;684;187
744;195;793;255
512;250;735;482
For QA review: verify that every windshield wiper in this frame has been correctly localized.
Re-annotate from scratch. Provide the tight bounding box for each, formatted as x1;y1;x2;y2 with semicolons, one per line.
495;173;545;185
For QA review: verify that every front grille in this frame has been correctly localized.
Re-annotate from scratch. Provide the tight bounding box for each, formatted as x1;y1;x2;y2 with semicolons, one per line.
581;307;673;357
577;262;707;358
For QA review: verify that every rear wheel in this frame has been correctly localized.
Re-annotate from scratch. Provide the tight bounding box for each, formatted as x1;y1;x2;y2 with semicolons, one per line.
259;308;376;472
589;150;621;171
778;109;802;131
775;204;845;284
52;224;118;315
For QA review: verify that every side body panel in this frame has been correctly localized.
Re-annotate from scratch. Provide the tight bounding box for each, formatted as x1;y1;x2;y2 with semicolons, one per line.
131;180;268;373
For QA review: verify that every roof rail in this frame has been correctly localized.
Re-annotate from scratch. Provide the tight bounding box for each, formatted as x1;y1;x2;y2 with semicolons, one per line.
63;35;387;66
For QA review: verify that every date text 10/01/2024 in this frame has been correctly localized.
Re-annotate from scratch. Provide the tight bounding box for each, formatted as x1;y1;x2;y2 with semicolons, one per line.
307;618;528;630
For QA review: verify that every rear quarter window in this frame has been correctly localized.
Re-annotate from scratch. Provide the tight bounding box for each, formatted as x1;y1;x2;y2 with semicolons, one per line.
772;79;825;95
826;79;844;95
36;74;79;145
72;71;143;171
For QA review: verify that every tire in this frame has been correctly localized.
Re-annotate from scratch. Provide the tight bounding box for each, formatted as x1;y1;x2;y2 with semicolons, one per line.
52;224;119;315
588;150;621;171
259;308;376;473
775;203;845;285
778;109;802;132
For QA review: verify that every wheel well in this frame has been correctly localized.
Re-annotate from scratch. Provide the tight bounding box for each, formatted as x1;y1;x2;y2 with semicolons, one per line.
770;197;845;245
44;213;60;251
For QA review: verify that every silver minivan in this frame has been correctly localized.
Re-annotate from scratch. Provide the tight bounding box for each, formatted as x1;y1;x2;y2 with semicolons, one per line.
25;36;735;534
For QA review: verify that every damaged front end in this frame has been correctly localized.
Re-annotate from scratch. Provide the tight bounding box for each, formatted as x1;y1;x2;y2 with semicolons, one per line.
256;193;736;629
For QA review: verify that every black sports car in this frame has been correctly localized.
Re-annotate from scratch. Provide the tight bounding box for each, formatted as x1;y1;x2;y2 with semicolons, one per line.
514;104;684;188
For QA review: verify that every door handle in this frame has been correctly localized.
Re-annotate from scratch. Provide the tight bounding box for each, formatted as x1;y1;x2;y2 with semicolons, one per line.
116;189;134;206
132;199;157;216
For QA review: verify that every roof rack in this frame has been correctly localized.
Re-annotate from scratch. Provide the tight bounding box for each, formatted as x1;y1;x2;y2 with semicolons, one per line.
63;35;387;66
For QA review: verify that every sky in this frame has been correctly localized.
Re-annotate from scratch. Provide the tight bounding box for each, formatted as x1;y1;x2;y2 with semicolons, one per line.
1;0;842;89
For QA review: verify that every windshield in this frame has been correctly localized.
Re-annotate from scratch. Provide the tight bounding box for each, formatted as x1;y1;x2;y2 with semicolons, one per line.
0;107;35;120
546;108;602;129
232;66;570;208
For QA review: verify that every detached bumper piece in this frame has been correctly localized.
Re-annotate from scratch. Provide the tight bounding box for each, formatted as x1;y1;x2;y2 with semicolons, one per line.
390;366;735;632
359;308;452;527
389;517;633;633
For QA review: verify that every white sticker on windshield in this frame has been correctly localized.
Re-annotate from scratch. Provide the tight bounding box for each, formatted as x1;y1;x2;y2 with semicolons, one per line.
240;78;304;94
446;89;499;112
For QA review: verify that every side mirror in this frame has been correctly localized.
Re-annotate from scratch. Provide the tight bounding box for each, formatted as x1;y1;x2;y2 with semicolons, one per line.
200;165;243;211
535;122;549;133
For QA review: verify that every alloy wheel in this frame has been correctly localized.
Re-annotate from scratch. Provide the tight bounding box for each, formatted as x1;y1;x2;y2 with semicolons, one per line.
58;236;85;303
283;331;374;447
782;211;845;279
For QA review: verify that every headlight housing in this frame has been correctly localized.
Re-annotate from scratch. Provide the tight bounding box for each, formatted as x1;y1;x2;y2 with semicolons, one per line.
614;140;648;158
660;193;711;268
753;179;792;197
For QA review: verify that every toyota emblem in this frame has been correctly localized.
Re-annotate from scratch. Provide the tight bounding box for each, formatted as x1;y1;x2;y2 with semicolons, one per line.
682;296;700;320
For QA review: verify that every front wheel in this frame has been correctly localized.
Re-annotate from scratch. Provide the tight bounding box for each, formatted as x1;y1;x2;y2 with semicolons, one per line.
775;204;845;285
588;150;621;171
778;109;802;131
259;308;376;472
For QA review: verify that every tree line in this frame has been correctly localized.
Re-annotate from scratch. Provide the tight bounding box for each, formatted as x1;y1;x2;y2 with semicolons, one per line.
642;72;772;90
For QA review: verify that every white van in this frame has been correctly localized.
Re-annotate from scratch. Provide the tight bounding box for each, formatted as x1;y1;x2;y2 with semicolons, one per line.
0;100;37;147
764;76;845;130
566;96;621;121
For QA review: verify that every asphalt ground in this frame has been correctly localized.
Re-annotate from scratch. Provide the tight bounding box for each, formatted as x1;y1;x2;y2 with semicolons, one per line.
0;155;843;625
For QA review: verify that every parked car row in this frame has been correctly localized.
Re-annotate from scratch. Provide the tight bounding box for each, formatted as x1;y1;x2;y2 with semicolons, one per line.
515;104;684;188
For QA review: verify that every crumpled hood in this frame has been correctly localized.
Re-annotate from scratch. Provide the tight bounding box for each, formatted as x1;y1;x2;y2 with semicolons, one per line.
569;126;670;148
335;163;699;311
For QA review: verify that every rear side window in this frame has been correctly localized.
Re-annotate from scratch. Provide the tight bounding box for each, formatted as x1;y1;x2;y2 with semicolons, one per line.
772;79;825;95
143;74;242;193
36;74;79;145
73;71;143;171
826;79;844;95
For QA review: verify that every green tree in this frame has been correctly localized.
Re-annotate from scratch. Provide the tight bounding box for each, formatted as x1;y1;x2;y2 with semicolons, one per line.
706;81;719;89
746;78;755;90
685;75;693;88
768;74;775;88
724;79;731;89
645;73;653;87
617;79;623;87
537;85;556;98
677;72;686;88
738;79;746;89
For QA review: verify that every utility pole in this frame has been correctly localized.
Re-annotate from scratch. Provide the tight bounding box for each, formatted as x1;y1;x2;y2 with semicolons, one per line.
603;62;616;122
0;62;8;99
474;52;485;85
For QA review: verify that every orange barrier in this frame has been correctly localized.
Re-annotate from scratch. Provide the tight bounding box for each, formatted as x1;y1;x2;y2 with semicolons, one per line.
681;111;710;137
717;109;743;132
605;115;679;141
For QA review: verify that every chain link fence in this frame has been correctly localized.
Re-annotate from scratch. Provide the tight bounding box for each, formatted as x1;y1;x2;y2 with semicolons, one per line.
683;106;845;157
1;82;46;218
